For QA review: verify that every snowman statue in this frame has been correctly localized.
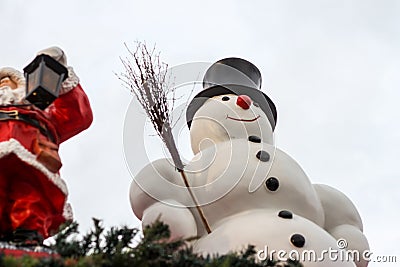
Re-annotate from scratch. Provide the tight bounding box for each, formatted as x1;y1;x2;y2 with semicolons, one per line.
129;58;369;267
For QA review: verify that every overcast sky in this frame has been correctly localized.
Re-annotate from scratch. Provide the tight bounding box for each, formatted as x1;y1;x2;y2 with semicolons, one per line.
1;1;399;265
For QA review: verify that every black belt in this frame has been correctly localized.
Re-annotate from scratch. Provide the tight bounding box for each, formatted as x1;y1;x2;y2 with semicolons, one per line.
0;110;55;142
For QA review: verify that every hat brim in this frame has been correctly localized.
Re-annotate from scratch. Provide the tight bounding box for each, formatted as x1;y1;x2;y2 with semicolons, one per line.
186;84;277;130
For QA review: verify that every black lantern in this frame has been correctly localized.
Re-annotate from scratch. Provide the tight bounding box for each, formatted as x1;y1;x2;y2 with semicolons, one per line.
23;54;68;110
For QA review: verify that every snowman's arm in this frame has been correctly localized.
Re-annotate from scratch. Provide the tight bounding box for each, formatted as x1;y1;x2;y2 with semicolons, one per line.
314;184;369;267
130;159;198;240
314;184;363;232
314;184;363;230
130;158;184;219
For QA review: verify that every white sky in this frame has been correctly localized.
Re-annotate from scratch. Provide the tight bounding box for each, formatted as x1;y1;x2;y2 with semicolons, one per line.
1;1;399;265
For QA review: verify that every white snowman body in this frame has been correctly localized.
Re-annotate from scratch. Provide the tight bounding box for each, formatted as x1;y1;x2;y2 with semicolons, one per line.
130;93;369;267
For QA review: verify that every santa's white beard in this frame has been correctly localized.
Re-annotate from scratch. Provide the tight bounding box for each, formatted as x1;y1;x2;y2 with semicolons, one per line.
0;86;27;105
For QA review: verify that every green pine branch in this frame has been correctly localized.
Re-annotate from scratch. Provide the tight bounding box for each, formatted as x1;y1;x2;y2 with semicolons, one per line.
0;219;303;267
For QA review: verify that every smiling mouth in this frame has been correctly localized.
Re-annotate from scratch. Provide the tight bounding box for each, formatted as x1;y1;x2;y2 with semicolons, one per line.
226;115;261;122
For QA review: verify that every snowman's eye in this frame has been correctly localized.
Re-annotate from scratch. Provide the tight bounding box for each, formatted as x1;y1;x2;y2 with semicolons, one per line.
253;102;260;107
221;96;230;101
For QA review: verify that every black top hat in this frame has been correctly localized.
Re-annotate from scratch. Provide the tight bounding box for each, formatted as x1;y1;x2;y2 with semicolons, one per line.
186;57;277;130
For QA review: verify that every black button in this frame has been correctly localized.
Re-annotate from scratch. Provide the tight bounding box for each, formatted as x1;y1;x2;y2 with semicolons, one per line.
265;177;279;191
278;210;293;219
248;136;261;143
256;150;270;162
290;234;305;248
222;96;230;101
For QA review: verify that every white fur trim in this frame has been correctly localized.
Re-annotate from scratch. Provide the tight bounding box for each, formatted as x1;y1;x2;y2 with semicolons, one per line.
0;67;25;87
0;138;68;195
63;203;73;221
60;67;79;94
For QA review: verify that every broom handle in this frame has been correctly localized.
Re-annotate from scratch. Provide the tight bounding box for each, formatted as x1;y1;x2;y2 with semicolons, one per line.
178;170;212;234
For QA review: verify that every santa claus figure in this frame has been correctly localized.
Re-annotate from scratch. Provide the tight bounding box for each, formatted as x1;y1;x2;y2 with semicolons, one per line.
0;47;93;244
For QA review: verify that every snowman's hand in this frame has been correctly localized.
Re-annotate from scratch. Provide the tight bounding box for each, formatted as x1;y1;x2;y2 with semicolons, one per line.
314;184;369;267
331;225;369;267
142;200;198;241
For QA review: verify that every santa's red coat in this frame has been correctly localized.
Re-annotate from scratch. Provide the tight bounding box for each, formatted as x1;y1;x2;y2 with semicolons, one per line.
0;84;93;238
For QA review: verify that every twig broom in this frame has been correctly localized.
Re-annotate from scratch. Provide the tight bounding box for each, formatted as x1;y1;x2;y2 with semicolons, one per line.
118;42;211;234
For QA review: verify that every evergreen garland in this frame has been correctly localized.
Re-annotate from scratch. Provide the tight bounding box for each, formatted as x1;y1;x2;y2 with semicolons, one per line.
0;219;303;267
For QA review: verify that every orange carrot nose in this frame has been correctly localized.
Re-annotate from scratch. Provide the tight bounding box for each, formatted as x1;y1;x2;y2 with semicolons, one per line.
236;95;252;110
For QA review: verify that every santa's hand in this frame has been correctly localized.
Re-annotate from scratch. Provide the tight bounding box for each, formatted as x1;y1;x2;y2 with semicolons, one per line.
37;46;67;66
37;46;80;95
